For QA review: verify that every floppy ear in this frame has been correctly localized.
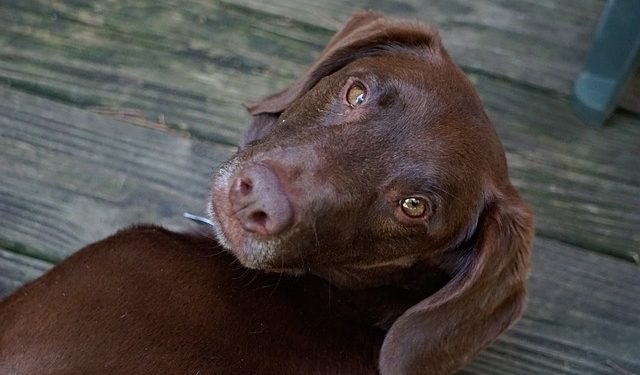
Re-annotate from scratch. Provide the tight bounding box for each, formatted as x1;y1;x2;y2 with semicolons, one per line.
240;11;440;147
379;188;534;375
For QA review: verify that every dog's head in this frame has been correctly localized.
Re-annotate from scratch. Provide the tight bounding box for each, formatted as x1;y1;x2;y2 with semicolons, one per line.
210;12;533;374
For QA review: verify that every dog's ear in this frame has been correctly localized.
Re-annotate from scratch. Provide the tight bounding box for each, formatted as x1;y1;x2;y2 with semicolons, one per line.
379;187;534;375
240;11;440;147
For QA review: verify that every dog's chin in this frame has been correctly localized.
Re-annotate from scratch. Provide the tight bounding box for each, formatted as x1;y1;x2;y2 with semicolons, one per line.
213;220;306;276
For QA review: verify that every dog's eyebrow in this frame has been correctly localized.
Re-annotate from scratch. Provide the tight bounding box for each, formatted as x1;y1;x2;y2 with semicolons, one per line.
386;172;441;193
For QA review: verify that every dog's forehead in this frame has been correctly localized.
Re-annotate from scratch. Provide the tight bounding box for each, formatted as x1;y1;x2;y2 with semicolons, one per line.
343;55;497;190
344;51;454;86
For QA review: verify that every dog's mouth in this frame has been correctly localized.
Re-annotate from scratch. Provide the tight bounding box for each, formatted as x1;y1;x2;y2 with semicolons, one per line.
208;159;239;251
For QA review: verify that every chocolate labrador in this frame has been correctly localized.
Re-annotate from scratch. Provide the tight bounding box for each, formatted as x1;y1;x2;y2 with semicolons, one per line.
0;11;533;375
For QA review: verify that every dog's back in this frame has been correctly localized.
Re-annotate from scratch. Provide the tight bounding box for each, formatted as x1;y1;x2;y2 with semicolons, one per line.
0;225;381;374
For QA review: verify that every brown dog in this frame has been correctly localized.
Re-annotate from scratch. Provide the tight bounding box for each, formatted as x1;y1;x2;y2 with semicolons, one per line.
0;12;533;375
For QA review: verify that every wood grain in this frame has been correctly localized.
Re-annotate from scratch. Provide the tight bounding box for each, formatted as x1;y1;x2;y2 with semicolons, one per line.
465;236;640;374
227;0;639;116
475;74;640;262
0;248;52;299
0;87;235;261
621;72;640;115
0;0;608;140
227;0;605;94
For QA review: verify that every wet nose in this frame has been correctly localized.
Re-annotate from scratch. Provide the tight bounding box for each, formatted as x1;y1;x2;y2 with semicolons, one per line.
228;164;294;236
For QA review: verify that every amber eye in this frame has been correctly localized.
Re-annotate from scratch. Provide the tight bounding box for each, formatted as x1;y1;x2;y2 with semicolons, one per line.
346;83;366;107
400;197;427;218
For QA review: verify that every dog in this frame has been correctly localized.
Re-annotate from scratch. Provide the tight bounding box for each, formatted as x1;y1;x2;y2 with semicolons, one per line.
0;11;533;375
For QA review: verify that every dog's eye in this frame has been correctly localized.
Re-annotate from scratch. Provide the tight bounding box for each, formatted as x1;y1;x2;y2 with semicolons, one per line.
400;197;427;218
346;83;366;107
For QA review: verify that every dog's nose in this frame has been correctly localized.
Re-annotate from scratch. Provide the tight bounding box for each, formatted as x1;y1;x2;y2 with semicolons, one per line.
228;164;294;236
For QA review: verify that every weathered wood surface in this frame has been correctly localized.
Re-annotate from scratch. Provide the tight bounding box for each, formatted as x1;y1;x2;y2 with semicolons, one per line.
1;0;640;373
230;0;640;116
621;72;640;114
0;248;52;299
0;0;607;138
1;0;639;261
0;88;235;262
465;238;640;375
2;0;637;125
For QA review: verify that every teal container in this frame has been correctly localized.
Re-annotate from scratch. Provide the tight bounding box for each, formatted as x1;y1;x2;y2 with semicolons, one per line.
573;0;640;127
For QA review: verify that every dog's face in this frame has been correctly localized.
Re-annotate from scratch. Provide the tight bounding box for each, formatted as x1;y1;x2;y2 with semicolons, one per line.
210;51;506;287
210;12;532;373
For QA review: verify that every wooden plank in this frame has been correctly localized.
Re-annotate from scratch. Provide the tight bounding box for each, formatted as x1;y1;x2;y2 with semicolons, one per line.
0;248;52;299
0;87;236;262
0;0;609;140
228;0;640;117
462;237;640;375
473;73;640;263
0;0;307;144
225;0;607;95
620;72;640;115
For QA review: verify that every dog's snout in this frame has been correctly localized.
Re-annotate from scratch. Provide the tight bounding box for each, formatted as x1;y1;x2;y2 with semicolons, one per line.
229;164;294;236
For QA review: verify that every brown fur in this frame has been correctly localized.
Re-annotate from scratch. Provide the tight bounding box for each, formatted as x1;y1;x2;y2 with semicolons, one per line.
0;11;533;374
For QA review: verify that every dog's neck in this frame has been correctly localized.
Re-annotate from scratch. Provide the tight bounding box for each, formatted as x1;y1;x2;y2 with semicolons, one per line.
304;261;451;330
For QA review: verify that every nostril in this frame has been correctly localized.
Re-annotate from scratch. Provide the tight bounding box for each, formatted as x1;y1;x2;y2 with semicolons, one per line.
239;178;252;196
249;211;268;228
241;210;271;235
231;177;253;197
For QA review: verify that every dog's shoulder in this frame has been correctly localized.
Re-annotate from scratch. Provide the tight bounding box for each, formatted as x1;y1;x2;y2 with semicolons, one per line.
1;225;225;309
76;224;220;266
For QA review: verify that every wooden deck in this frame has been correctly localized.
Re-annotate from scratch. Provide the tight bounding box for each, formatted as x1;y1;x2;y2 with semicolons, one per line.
1;1;639;374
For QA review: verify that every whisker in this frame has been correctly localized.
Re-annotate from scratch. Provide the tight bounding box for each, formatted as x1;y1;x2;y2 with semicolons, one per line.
428;185;461;203
242;272;259;287
201;248;228;258
268;257;285;297
316;108;347;117
327;274;332;309
232;267;252;280
312;216;320;248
